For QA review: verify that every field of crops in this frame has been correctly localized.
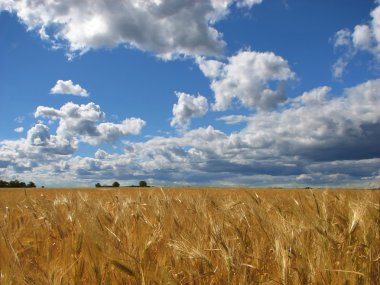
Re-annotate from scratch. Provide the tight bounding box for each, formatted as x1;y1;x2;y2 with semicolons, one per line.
0;187;379;284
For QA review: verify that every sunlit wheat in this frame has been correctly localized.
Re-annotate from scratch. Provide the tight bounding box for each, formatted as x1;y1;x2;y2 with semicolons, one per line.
0;187;378;284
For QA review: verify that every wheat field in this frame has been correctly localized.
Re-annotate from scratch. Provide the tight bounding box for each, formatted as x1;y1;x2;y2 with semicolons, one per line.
0;187;379;284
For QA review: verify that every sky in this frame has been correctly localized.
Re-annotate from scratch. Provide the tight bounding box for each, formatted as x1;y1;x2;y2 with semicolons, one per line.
0;0;380;188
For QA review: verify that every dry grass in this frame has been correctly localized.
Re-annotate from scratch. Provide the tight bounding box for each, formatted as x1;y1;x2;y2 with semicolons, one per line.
0;187;379;284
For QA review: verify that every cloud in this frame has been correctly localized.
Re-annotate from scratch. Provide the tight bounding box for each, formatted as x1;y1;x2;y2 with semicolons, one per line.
27;124;50;146
353;24;373;50
2;79;380;187
0;101;145;176
170;92;208;129
14;127;24;133
35;102;145;145
241;79;380;162
333;2;380;77
197;50;295;111
0;0;263;59
217;115;249;124
94;118;147;145
96;79;380;185
291;86;331;106
0;123;76;174
14;116;25;124
334;29;352;48
236;0;264;8
50;80;89;97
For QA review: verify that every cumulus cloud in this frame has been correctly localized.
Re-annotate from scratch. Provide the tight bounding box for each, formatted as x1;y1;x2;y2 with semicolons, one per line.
0;123;77;173
35;102;145;145
99;79;380;185
170;92;208;129
197;50;295;111
353;25;373;50
14;127;24;133
40;78;378;187
2;80;380;187
291;86;331;106
27;124;51;146
333;2;380;77
50;80;89;97
241;79;380;162
0;0;263;59
94;118;146;145
0;101;145;177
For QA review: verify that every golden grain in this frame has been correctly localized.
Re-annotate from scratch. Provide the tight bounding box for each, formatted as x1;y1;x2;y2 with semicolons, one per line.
0;187;378;284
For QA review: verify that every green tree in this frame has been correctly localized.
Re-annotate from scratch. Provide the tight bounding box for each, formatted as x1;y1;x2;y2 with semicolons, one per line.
95;183;101;188
112;181;120;187
9;180;20;187
139;180;147;187
27;182;36;188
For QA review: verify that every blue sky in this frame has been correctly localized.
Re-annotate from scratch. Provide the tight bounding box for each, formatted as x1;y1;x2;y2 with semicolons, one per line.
1;0;380;187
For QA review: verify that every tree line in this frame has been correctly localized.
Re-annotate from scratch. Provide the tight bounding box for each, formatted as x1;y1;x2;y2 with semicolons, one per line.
95;181;148;188
0;180;36;188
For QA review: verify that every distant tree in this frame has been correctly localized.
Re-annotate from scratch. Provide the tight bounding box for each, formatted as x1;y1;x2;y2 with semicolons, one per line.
9;180;20;187
0;180;36;188
95;183;101;188
27;182;36;188
139;180;147;187
9;180;24;187
112;181;120;187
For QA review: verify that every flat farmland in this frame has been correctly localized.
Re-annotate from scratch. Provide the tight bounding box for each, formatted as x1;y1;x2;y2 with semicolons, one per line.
0;187;379;284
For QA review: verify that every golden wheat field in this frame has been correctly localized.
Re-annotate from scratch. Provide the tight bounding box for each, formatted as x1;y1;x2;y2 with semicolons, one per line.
0;187;379;285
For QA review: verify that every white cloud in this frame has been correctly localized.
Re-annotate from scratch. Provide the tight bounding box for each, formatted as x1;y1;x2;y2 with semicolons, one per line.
94;118;146;145
0;123;77;174
196;57;224;78
197;50;295;111
45;79;378;187
217;115;249;124
333;2;380;77
107;79;380;185
36;102;104;139
50;80;89;97
292;86;331;105
170;92;208;129
14;116;25;124
27;124;50;146
241;79;380;162
334;29;352;48
0;101;145;177
35;102;145;145
2;79;380;187
236;0;263;8
352;25;372;50
332;56;352;79
0;0;263;59
14;127;24;133
95;149;109;160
